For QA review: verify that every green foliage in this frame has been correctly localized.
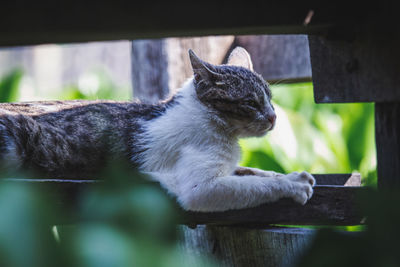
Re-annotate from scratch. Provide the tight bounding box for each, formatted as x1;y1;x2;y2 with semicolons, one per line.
0;164;216;267
0;69;23;102
240;82;377;186
58;70;131;101
0;182;66;267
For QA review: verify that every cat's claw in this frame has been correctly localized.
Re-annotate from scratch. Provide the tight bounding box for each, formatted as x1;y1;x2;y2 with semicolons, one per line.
284;171;316;205
285;171;316;186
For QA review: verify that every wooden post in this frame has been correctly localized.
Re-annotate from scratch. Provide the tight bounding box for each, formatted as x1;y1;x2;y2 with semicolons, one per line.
131;39;170;103
308;33;400;103
375;103;400;188
234;35;312;83
131;36;234;103
179;226;314;267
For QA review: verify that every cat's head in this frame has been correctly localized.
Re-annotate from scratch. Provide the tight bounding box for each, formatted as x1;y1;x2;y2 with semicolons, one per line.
189;47;276;138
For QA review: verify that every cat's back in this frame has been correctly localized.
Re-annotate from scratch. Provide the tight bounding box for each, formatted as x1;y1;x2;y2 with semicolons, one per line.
0;99;158;178
0;100;112;115
0;99;168;124
0;99;133;119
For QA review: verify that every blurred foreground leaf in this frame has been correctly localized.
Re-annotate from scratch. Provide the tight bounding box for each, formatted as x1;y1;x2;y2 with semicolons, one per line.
0;183;65;267
296;187;400;267
0;164;216;267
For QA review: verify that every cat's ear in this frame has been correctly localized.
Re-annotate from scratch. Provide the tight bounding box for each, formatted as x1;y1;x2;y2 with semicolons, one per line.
188;49;223;84
227;47;254;71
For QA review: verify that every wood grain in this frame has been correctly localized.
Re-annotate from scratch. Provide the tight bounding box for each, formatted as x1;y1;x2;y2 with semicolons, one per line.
131;36;235;103
313;173;353;186
179;225;314;267
131;39;170;103
375;103;400;188
234;35;312;83
309;32;400;103
182;185;363;227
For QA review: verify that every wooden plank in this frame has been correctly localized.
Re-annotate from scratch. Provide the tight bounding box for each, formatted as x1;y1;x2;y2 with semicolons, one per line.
313;173;353;186
0;178;363;226
179;225;314;267
375;103;400;188
309;32;400;103
0;2;380;47
234;35;312;83
183;185;362;226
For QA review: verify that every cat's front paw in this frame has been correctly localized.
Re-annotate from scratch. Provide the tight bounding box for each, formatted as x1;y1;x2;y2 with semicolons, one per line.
284;171;316;205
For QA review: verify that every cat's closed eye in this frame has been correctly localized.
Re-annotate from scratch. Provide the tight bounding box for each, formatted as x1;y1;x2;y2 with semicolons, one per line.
243;100;260;110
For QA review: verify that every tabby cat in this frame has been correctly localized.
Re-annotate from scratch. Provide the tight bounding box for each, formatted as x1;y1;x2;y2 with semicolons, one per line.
0;47;315;211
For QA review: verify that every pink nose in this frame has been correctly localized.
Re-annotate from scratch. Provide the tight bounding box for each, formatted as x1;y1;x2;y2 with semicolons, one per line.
268;114;276;125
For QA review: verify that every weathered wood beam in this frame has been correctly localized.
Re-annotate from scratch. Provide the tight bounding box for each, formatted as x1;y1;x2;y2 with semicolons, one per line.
0;2;380;47
234;35;312;83
314;173;356;186
375;103;400;188
184;185;362;227
1;176;364;226
309;31;400;103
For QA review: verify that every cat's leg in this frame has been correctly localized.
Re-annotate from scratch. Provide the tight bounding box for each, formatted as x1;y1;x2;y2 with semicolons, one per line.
160;147;316;212
176;172;314;212
144;146;315;212
150;170;315;212
234;166;284;178
148;169;314;211
234;167;316;189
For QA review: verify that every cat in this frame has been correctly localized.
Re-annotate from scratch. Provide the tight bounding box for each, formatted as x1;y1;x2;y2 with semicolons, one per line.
0;47;315;212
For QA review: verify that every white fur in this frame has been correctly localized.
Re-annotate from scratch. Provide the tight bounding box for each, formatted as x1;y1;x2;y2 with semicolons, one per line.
138;79;315;211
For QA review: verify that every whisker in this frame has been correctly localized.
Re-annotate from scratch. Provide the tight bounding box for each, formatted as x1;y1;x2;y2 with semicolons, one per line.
269;78;290;87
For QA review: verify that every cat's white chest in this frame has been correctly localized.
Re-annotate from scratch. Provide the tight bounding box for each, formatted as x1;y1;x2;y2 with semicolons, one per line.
140;118;240;175
138;81;241;175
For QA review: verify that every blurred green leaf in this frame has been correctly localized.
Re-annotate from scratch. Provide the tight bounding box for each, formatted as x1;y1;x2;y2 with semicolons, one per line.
0;183;64;267
0;69;23;102
59;70;131;101
0;165;215;267
242;150;286;173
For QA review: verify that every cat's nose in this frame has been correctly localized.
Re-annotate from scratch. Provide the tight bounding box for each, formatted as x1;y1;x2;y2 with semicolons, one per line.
267;113;276;125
